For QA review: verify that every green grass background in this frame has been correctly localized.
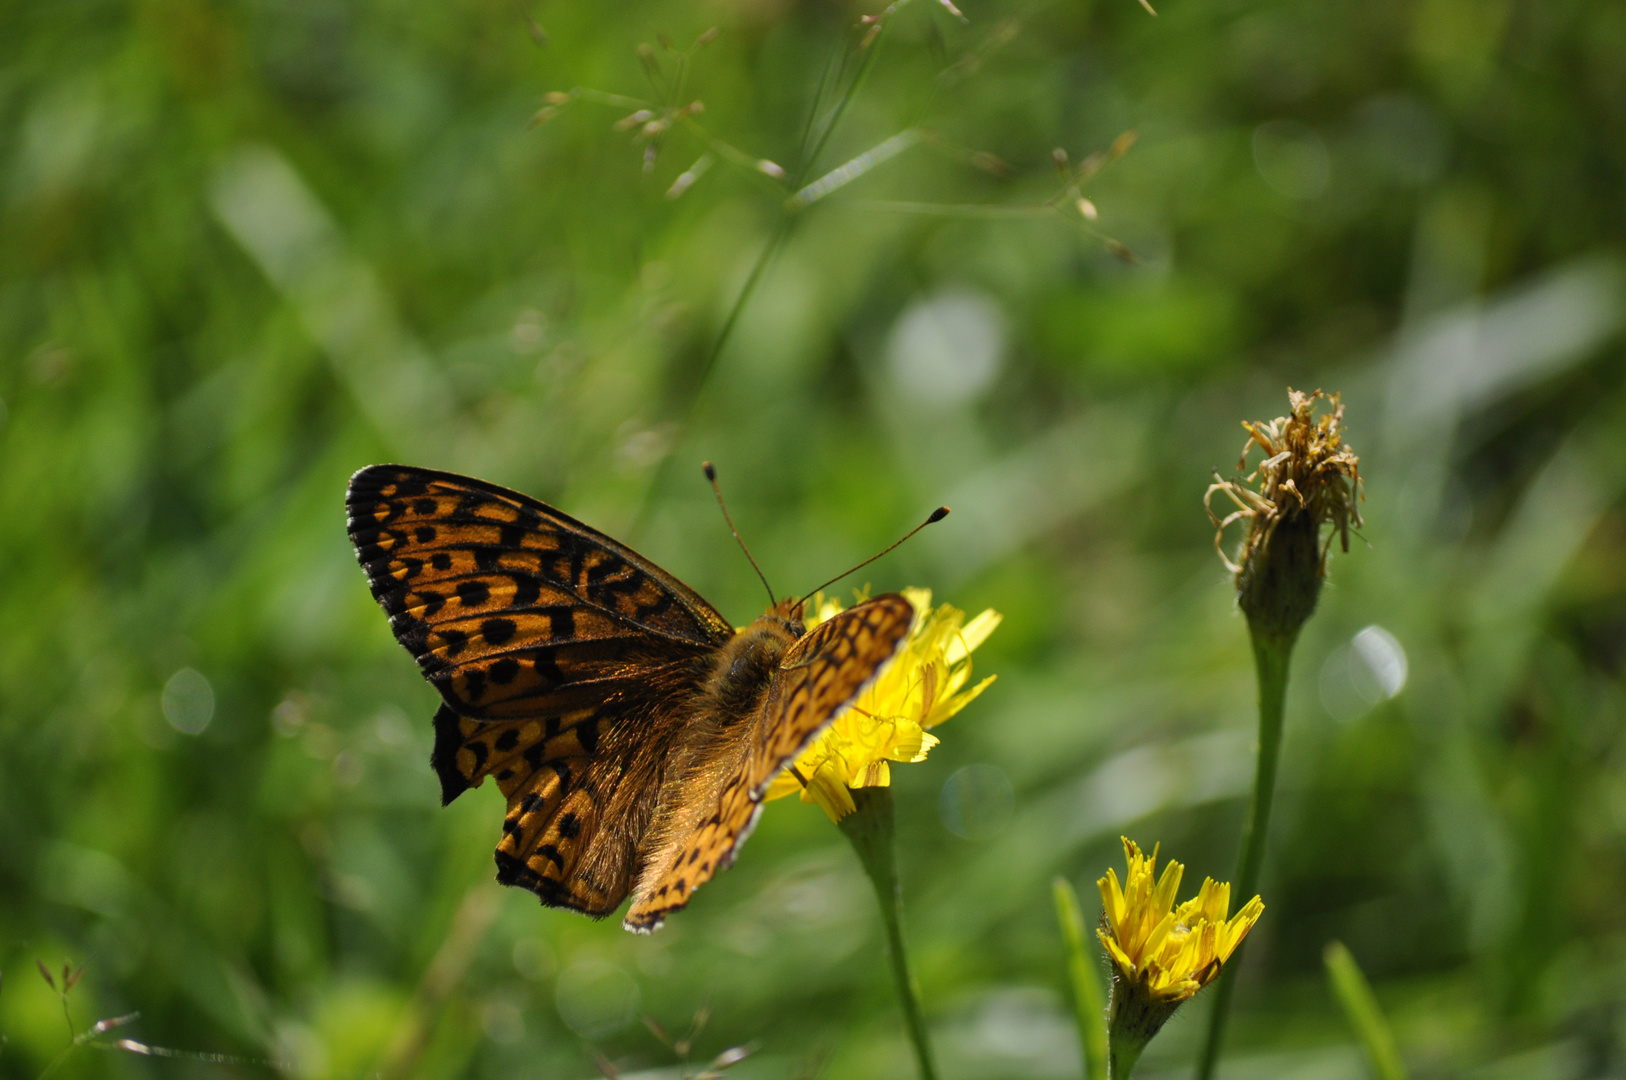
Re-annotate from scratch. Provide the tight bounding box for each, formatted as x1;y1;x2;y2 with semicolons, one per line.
2;0;1624;1076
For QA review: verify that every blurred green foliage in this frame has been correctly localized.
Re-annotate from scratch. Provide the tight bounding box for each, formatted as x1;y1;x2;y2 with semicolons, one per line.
2;0;1624;1077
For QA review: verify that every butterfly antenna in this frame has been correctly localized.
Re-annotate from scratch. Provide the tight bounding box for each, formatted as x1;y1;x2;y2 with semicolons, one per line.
795;506;950;608
704;462;776;605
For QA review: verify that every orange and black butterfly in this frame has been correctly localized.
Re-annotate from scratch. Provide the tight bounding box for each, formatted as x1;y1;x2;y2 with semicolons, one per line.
346;464;942;932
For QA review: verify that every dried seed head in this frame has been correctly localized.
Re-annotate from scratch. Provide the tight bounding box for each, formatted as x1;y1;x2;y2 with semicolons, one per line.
1206;388;1364;644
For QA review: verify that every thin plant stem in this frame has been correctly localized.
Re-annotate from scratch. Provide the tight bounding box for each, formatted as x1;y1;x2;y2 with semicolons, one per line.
695;5;907;381
626;212;791;541
630;13;888;533
840;787;939;1080
802;15;892;180
1195;626;1293;1080
795;43;842;170
680;10;874;401
691;217;790;393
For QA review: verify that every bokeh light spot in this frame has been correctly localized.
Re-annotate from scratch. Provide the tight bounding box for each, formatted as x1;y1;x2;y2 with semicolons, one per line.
162;668;214;734
1351;625;1408;700
887;289;1007;407
555;959;639;1037
1320;625;1408;721
940;763;1015;840
513;937;557;981
1252;120;1331;199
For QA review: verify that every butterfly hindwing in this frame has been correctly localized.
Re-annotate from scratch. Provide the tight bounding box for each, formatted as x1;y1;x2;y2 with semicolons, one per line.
621;594;915;932
427;670;695;916
346;465;733;719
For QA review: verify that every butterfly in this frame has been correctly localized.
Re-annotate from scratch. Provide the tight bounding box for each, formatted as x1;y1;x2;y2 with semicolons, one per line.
346;464;941;932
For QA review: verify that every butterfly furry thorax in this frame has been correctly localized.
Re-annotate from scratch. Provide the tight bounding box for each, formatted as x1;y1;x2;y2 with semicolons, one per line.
345;465;913;933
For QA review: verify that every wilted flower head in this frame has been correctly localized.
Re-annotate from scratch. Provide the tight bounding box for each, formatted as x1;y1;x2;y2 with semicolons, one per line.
1205;388;1363;642
764;587;1000;822
1096;838;1264;1076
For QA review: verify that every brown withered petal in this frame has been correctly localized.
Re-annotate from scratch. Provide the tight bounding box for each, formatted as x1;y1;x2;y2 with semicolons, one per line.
1205;388;1363;643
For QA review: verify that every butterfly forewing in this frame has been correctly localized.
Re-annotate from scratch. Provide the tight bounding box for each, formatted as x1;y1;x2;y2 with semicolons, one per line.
622;594;915;932
750;595;916;796
347;465;733;719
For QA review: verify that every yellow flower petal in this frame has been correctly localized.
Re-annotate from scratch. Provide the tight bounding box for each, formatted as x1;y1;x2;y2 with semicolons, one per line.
1098;927;1137;975
1153;860;1184;916
947;608;1003;663
925;673;997;729
803;761;857;822
1098;867;1127;933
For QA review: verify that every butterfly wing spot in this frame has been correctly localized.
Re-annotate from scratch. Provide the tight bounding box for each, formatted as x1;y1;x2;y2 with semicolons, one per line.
481;617;517;645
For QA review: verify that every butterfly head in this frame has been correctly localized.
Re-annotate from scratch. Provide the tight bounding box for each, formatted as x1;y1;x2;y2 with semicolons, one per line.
760;596;809;638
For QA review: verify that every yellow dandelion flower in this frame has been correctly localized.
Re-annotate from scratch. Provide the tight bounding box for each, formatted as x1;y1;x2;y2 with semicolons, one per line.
1098;838;1262;1003
764;587;1001;822
1095;838;1264;1077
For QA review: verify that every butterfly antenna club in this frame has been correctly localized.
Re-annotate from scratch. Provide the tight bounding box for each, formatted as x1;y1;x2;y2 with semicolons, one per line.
795;506;950;608
703;461;776;605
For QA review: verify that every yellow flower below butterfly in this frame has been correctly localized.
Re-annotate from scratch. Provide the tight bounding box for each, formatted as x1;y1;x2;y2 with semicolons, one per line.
1096;838;1264;1077
764;587;1001;822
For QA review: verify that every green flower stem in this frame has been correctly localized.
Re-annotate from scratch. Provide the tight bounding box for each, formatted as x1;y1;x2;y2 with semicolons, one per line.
1105;969;1181;1080
1108;1027;1150;1080
840;786;939;1080
1052;876;1108;1080
1195;625;1293;1080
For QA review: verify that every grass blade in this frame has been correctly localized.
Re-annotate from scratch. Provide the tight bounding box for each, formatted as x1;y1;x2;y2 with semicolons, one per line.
1323;941;1408;1080
1053;876;1108;1080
